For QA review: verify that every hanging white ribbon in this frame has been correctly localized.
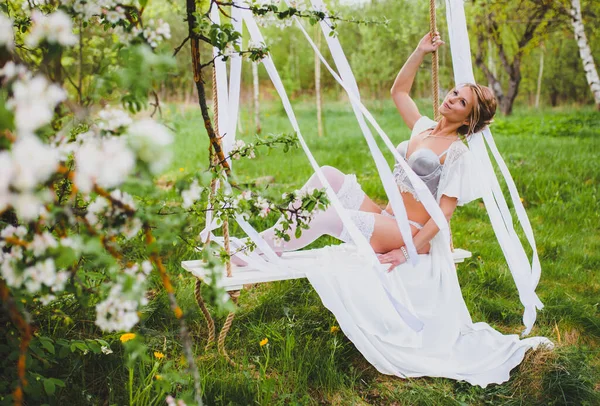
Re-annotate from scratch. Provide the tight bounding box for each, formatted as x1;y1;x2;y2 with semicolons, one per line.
445;0;543;335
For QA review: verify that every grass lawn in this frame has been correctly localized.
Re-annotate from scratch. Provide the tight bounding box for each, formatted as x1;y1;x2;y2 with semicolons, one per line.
150;98;600;405
27;100;597;405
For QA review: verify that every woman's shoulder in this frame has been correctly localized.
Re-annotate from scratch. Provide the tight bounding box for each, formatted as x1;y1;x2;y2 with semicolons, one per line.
410;115;437;137
445;139;471;167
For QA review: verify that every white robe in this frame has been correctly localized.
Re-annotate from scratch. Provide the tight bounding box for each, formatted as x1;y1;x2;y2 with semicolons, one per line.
296;116;554;388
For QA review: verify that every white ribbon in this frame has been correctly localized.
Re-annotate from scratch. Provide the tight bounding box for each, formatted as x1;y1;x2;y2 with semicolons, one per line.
445;0;543;335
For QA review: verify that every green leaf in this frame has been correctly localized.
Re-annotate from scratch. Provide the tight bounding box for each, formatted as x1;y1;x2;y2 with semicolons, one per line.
87;341;101;354
39;339;55;355
43;379;55;396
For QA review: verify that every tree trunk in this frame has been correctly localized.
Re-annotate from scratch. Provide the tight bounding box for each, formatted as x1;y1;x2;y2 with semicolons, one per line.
487;39;496;90
315;25;323;137
535;43;544;109
570;0;600;109
252;62;261;134
502;74;521;115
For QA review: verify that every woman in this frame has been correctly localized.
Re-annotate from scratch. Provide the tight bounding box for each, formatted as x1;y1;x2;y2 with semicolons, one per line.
233;32;553;387
234;31;491;265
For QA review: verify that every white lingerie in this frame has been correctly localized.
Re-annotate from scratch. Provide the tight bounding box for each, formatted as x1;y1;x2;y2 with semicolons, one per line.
393;118;468;202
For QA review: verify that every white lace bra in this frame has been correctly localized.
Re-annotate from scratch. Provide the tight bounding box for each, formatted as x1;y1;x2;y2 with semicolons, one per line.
393;118;465;202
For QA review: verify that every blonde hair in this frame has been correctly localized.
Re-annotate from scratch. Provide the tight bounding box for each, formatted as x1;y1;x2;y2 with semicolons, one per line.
457;83;497;138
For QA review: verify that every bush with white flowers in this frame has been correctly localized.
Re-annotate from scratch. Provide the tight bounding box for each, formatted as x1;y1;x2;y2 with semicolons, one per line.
0;1;338;404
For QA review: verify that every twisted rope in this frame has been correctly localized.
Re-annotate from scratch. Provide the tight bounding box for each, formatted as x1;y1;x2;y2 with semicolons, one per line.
194;279;216;350
429;0;453;252
429;0;440;121
218;290;243;369
212;64;240;367
212;65;233;277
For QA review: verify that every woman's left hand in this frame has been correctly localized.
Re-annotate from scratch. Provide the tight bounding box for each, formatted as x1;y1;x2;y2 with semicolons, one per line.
377;248;408;272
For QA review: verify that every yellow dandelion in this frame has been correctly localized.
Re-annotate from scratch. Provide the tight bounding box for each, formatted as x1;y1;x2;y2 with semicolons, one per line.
154;375;162;380
259;338;268;347
330;326;340;333
179;167;184;172
154;351;165;360
520;197;524;202
120;333;136;343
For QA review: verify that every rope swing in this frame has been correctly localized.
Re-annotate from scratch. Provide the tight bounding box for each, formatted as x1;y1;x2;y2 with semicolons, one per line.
429;0;454;251
430;0;440;121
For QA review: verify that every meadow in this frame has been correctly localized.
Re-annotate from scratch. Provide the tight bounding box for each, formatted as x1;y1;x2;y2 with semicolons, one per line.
16;99;599;405
149;99;600;405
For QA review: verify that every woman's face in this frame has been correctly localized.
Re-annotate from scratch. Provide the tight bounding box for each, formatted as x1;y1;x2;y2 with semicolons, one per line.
439;85;476;125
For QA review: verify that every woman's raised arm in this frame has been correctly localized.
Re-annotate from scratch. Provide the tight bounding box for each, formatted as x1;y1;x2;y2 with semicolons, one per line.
390;32;444;130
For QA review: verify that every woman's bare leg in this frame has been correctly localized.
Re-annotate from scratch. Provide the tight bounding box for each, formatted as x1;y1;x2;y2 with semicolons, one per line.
369;214;420;253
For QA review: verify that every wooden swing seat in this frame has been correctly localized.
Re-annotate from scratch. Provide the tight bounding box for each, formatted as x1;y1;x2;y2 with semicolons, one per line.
182;246;472;292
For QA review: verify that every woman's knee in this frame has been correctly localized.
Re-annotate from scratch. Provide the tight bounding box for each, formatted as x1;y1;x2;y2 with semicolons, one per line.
319;165;346;192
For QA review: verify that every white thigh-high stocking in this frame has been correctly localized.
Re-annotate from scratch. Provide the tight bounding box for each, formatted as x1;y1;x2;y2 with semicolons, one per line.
231;167;370;264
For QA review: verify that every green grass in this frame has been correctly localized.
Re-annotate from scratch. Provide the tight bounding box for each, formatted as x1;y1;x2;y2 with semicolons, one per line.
155;100;600;405
26;100;599;405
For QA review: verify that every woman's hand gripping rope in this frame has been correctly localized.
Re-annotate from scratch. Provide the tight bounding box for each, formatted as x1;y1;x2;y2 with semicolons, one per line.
417;31;445;55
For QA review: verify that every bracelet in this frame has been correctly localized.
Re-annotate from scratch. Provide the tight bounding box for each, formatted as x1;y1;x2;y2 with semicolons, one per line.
400;246;409;260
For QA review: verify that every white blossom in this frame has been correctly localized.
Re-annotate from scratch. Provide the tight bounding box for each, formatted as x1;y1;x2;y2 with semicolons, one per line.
0;62;29;83
95;284;141;332
1;225;27;240
0;14;14;50
22;258;58;294
222;43;236;58
1;260;23;288
126;118;173;174
39;294;57;305
121;217;142;239
30;232;58;256
113;25;136;44
288;0;307;11
312;2;328;13
75;136;135;193
110;189;136;210
13;193;44;221
97;107;132;133
255;196;272;218
53;270;69;291
67;0;103;20
141;260;152;275
240;190;252;200
101;345;113;355
7;75;67;136
85;196;109;226
104;7;126;24
181;179;202;209
26;10;77;48
10;136;59;191
0;152;12;211
140;19;171;48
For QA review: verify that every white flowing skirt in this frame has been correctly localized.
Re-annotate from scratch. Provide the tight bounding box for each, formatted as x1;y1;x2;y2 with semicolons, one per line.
291;241;554;388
